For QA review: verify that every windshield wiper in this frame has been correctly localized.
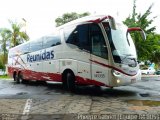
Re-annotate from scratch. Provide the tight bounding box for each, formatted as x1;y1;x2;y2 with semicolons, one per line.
121;54;133;61
121;54;137;67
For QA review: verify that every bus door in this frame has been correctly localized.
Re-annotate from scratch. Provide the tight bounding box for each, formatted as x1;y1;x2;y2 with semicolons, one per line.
66;23;109;85
90;24;109;86
67;24;92;84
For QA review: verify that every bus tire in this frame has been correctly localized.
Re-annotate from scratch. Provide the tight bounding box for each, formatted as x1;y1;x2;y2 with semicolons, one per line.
13;72;19;83
62;78;68;90
17;72;25;84
66;72;75;92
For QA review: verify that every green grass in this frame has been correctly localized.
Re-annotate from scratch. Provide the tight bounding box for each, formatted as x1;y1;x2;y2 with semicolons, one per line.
0;75;11;79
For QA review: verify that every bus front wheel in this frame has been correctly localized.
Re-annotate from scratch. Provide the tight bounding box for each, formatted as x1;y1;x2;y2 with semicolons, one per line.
66;72;75;92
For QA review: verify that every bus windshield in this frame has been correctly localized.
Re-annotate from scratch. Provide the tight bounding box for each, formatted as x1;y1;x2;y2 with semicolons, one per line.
103;22;137;65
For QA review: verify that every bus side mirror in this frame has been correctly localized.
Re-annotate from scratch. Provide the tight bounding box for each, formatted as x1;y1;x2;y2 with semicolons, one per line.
127;27;146;41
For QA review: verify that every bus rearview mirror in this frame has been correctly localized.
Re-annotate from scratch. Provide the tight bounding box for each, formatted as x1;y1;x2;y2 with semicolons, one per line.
127;27;146;41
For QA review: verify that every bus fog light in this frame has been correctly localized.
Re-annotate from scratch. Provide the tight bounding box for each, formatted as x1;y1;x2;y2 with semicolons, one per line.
117;79;120;83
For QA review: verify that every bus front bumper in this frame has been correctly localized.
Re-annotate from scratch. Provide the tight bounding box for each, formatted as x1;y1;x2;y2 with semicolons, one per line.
112;69;141;87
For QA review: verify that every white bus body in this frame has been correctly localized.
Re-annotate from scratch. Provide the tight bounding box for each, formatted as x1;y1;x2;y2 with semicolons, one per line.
7;15;146;91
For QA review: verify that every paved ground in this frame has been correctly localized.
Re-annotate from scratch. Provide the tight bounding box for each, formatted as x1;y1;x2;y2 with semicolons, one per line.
0;76;160;120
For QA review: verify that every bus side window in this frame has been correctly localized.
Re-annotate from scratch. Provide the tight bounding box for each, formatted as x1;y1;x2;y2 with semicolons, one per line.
21;43;30;54
65;28;78;45
77;24;90;51
90;24;108;59
65;24;90;52
64;25;77;44
43;35;61;49
30;38;43;52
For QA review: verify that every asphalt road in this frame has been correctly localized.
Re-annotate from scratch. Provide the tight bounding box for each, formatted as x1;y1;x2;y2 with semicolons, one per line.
0;76;160;120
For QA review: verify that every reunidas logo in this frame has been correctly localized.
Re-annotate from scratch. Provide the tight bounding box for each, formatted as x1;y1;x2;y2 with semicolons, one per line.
27;50;54;62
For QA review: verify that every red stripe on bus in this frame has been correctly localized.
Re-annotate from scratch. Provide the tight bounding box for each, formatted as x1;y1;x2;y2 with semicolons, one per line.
8;67;112;87
8;67;62;82
90;60;137;76
76;76;112;87
76;76;105;86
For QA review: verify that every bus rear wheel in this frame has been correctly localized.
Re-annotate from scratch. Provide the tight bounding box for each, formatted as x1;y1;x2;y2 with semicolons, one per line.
13;72;19;83
66;72;76;92
17;72;26;84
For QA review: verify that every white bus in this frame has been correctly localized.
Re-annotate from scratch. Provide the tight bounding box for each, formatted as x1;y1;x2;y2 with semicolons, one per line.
7;15;146;91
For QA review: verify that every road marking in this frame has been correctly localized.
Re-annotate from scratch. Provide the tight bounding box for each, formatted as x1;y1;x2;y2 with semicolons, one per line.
21;99;32;119
23;99;32;115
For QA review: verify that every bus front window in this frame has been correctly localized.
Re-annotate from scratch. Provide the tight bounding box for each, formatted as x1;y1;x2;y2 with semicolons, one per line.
103;22;137;66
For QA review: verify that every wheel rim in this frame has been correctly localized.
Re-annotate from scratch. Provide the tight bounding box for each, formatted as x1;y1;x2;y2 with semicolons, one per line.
18;73;23;83
14;74;18;82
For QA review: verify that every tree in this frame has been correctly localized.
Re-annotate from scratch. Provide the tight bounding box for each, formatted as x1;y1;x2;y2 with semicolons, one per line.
149;34;160;68
1;19;29;47
123;0;160;62
55;12;90;27
0;19;29;71
0;54;6;71
0;28;9;67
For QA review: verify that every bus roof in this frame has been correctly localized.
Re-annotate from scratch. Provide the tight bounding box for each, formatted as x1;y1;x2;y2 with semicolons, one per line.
57;15;114;29
9;15;115;51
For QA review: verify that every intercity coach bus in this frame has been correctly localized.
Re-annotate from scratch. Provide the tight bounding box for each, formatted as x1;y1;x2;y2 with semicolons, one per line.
7;15;146;91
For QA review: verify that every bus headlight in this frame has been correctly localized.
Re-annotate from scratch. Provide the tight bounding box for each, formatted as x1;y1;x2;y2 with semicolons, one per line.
117;79;120;83
112;70;121;76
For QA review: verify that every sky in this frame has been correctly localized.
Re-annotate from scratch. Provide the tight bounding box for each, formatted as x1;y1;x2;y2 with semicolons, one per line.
0;0;159;40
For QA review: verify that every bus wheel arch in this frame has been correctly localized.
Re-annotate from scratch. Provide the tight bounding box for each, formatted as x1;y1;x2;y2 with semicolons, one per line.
62;69;76;92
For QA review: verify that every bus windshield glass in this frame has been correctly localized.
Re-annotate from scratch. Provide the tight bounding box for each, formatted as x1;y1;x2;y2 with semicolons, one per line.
103;22;137;65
